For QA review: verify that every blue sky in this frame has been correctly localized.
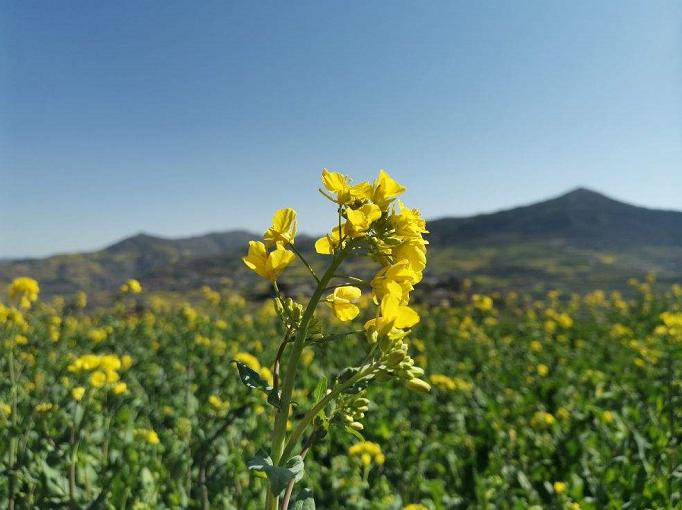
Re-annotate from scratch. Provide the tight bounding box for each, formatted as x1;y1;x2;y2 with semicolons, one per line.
1;1;680;258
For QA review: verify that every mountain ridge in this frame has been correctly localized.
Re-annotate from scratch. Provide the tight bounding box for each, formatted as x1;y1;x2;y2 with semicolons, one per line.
1;188;681;298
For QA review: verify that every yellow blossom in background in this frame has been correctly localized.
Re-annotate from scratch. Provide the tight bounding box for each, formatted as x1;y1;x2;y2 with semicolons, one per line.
120;279;142;294
404;505;429;510
112;382;128;395
89;371;107;388
8;277;40;309
531;410;555;428
208;394;230;414
537;364;549;377
600;410;614;424
472;294;493;312
348;441;386;466
136;428;160;445
0;402;11;418
71;386;86;401
326;286;362;321
35;402;54;413
553;481;567;494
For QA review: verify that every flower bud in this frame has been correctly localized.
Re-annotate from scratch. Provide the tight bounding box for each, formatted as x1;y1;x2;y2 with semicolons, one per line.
385;350;406;366
349;421;364;431
406;378;431;393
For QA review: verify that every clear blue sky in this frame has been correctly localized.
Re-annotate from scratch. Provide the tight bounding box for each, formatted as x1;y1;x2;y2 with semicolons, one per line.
1;1;680;259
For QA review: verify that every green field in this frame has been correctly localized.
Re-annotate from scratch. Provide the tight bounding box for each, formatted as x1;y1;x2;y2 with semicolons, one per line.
1;277;680;509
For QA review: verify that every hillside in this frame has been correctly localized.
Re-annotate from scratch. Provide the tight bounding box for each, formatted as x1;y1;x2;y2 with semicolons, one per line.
1;189;681;299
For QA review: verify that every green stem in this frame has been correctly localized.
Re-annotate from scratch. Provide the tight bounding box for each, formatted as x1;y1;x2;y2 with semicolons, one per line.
266;250;348;509
281;364;373;461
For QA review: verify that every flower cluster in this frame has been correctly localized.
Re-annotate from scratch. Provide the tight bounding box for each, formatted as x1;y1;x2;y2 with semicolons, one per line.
243;209;297;281
68;353;132;392
120;279;143;294
8;277;40;310
348;440;386;466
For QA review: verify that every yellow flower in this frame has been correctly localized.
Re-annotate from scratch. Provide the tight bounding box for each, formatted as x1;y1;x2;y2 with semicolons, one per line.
121;355;133;371
208;394;229;414
372;169;406;210
371;259;420;303
112;382;128;395
35;402;54;413
472;294;493;312
120;279;142;294
537;364;549;377
326;286;362;321
136;428;160;445
243;241;295;281
71;386;86;401
600;410;614;424
88;328;108;344
346;203;381;237
89;370;107;388
531;410;555;428
321;169;372;205
0;402;12;418
8;277;40;309
315;226;344;255
348;441;385;466
404;505;429;510
366;294;420;333
263;208;297;247
553;481;567;494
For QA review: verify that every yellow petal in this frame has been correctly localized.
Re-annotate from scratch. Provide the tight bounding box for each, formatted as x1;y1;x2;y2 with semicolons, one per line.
322;169;349;193
334;285;362;302
266;247;295;281
332;302;360;321
242;241;269;279
394;305;420;328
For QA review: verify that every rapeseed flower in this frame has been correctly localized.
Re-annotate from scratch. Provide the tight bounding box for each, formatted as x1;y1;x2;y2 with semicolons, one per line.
325;286;362;321
8;277;40;309
242;241;295;281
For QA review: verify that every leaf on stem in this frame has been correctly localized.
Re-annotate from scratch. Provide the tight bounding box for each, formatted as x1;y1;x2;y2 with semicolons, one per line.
247;452;305;497
291;487;315;509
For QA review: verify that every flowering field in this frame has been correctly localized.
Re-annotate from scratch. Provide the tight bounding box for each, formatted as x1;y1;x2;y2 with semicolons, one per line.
1;276;680;509
1;170;681;509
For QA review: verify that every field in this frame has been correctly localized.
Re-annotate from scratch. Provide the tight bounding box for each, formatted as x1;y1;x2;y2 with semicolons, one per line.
1;276;680;509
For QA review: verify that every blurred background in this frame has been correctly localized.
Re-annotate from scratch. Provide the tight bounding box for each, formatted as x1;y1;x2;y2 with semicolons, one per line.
1;1;681;297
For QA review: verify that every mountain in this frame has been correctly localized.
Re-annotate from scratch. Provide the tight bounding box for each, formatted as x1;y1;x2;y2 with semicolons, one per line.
0;230;254;297
428;188;682;248
1;188;681;299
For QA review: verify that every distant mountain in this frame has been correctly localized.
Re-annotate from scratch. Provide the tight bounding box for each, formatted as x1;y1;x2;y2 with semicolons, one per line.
1;189;680;299
0;230;254;297
428;188;682;248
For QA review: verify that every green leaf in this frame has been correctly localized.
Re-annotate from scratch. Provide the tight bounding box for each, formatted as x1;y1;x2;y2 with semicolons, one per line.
292;487;315;509
313;377;327;403
233;360;271;391
247;452;305;497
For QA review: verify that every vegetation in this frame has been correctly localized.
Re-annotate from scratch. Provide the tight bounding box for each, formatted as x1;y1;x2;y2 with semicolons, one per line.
1;166;681;509
1;273;681;509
